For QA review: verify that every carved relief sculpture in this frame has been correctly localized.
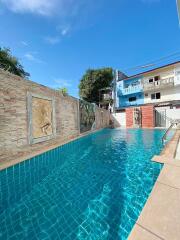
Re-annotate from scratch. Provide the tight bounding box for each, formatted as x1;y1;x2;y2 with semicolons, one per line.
32;97;53;138
28;93;56;144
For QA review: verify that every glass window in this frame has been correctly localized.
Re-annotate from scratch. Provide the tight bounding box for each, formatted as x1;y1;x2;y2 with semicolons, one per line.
151;93;155;100
129;97;136;102
149;78;153;83
156;92;161;99
154;76;160;81
151;92;161;100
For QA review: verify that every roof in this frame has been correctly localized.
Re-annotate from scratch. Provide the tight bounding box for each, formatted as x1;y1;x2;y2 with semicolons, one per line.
118;60;180;82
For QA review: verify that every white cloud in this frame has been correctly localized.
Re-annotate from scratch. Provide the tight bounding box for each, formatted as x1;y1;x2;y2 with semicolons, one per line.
0;0;58;16
24;52;44;63
56;25;70;36
53;78;72;88
61;27;69;36
0;0;98;20
44;25;70;45
44;36;60;45
0;0;86;17
21;41;28;46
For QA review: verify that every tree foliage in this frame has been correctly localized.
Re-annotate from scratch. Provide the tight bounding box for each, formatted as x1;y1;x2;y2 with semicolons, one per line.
56;87;68;96
79;68;113;103
0;47;30;78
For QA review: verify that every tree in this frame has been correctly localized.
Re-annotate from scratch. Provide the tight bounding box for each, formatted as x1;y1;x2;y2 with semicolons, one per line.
0;47;30;78
56;87;68;96
79;68;113;103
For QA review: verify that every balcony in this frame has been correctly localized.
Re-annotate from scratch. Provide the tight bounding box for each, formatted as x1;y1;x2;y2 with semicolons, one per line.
143;77;174;92
103;93;111;100
118;84;142;96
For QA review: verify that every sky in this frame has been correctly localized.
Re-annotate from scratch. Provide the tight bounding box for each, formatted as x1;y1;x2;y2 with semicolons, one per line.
0;0;180;98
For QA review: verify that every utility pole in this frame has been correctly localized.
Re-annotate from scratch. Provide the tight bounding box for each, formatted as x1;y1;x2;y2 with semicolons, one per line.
113;69;118;113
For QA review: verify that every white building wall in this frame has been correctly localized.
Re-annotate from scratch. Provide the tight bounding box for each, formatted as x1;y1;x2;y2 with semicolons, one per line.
174;65;180;85
143;69;174;84
144;85;180;104
155;106;180;128
112;112;126;127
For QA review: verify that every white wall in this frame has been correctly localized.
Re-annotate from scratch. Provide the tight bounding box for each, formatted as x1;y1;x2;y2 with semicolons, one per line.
143;69;174;84
155;106;180;128
175;65;180;85
112;112;126;127
144;85;180;104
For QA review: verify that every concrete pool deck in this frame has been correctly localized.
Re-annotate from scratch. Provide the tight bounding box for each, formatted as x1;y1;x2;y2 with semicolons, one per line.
129;129;180;240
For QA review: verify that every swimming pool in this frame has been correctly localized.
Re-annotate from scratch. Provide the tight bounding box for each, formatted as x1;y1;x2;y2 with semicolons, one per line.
0;129;164;240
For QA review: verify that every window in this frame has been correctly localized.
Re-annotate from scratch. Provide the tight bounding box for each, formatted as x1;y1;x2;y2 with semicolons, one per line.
156;92;161;99
154;76;160;81
129;97;136;102
149;78;153;83
132;81;139;86
148;76;160;83
151;92;161;100
151;93;155;100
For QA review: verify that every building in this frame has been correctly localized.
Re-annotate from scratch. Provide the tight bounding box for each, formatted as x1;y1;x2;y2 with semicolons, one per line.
98;87;113;111
116;61;180;109
112;61;180;128
116;75;144;108
98;70;127;111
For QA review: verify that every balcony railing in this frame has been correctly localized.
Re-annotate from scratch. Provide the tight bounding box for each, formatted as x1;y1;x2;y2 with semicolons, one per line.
124;85;142;94
118;84;142;96
143;77;174;91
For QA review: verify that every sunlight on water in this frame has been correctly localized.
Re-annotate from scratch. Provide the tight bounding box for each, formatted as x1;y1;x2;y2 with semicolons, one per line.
0;129;164;239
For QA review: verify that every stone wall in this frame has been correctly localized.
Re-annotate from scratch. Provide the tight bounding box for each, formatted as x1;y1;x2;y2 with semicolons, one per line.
95;107;110;129
0;70;110;153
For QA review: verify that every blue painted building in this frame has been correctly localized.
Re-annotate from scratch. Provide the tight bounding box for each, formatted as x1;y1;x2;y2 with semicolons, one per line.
116;76;144;108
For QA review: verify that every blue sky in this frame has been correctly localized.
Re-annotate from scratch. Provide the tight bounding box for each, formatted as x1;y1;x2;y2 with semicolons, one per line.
0;0;180;97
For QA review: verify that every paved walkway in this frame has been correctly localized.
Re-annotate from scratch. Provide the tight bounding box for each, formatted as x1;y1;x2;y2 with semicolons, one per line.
129;130;180;240
175;140;180;160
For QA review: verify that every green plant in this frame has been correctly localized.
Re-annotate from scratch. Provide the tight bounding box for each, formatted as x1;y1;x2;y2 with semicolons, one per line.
0;47;29;78
79;68;113;103
56;87;68;96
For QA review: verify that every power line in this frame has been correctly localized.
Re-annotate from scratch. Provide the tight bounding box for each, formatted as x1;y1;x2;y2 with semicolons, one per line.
121;51;180;72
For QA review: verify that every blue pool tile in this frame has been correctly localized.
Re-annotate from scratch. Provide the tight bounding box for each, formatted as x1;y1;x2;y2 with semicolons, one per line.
0;129;165;239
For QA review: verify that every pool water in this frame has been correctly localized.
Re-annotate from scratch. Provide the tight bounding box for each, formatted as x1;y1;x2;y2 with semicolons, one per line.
0;129;164;240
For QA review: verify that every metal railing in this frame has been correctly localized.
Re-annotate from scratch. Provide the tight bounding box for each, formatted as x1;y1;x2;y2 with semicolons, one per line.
162;118;180;144
123;85;142;94
143;77;174;91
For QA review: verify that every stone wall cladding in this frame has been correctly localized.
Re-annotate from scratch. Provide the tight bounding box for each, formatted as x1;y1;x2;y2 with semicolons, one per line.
95;107;110;129
0;70;110;154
